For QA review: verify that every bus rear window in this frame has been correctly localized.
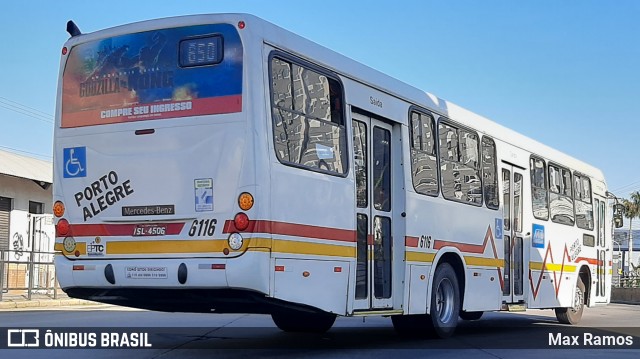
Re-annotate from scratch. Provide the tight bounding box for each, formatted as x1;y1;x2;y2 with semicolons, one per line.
61;24;242;128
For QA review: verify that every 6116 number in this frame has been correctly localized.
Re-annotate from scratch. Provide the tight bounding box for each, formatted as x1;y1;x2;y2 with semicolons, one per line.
188;219;217;237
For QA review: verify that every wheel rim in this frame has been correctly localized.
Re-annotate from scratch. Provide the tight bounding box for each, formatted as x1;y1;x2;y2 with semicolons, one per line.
571;285;583;313
436;277;455;323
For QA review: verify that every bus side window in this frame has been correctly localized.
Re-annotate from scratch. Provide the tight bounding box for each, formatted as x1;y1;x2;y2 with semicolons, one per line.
548;163;575;226
409;110;438;196
574;174;594;230
438;120;481;206
270;55;347;175
530;156;549;220
482;136;499;210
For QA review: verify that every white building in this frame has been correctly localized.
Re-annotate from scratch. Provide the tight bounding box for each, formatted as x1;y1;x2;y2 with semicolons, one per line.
0;149;54;290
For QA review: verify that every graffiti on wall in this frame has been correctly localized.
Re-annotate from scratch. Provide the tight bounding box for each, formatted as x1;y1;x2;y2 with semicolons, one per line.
12;232;24;260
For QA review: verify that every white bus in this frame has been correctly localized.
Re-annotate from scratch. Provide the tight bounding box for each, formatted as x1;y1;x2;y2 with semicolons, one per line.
53;14;623;337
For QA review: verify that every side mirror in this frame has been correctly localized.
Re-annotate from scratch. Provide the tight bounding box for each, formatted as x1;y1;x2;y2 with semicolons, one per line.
613;203;624;228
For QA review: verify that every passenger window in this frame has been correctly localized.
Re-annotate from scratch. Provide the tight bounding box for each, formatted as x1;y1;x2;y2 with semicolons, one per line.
409;111;438;196
270;56;347;175
530;157;549;220
438;121;482;206
574;174;594;230
548;163;574;226
481;136;499;210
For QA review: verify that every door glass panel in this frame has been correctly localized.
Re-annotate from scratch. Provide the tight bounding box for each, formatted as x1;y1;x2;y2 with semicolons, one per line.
514;173;523;233
514;236;523;296
373;127;391;212
503;235;511;296
503;169;511;231
356;214;368;299
374;216;392;299
353;121;368;208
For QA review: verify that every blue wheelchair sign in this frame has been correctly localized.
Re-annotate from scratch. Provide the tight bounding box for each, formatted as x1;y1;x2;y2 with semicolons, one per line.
63;147;87;178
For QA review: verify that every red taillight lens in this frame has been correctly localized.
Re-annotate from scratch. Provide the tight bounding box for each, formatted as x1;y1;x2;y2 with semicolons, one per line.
56;219;70;236
234;212;250;231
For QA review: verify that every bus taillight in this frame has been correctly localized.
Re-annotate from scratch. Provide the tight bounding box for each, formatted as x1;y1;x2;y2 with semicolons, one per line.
234;212;250;231
56;218;70;236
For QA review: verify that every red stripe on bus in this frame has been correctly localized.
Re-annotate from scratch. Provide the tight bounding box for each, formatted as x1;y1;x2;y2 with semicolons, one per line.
223;220;356;242
61;95;242;128
405;236;419;247
575;257;599;266
60;223;185;237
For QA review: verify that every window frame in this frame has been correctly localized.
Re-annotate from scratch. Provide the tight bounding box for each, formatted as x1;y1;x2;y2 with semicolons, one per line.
437;118;483;207
547;162;575;226
268;51;348;177
573;172;594;230
481;135;499;210
530;155;550;221
408;108;439;197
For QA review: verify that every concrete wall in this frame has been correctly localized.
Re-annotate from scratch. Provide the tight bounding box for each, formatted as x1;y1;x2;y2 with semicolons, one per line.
611;287;640;304
0;173;54;259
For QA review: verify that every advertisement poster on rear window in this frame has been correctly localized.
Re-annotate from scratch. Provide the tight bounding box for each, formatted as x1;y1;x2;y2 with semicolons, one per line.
61;23;242;128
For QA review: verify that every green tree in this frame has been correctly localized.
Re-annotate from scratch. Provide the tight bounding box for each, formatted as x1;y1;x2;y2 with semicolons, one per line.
623;191;640;273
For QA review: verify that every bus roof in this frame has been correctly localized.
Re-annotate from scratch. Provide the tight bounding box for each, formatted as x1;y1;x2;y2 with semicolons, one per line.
62;13;605;184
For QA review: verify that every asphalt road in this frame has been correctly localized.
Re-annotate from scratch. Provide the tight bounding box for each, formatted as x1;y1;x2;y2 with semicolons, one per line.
1;303;639;358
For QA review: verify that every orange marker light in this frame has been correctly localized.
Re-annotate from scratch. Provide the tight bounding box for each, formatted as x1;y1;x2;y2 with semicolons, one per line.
53;201;65;217
238;192;254;211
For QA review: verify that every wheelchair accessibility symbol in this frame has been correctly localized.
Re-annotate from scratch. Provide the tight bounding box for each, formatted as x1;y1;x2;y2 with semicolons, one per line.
63;147;87;178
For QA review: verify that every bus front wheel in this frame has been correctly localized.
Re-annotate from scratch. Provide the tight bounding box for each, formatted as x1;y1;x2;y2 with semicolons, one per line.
271;310;336;333
555;276;586;325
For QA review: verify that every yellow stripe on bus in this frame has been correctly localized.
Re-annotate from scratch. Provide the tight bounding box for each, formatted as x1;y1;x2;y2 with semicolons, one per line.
465;256;504;267
54;242;87;256
107;240;228;254
529;262;577;272
406;251;435;263
272;239;355;257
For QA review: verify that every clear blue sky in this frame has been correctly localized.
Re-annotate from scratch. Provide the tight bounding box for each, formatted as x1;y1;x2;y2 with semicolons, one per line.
1;1;639;198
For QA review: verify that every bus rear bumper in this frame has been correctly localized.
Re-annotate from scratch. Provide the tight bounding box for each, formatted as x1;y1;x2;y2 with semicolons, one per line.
55;251;271;311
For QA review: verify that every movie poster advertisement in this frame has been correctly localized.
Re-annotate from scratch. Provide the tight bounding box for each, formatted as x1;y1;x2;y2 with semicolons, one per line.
61;24;242;128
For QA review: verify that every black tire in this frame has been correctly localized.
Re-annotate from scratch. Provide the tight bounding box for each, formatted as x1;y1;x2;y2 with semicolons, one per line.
555;276;586;325
427;263;460;338
271;310;336;333
459;311;483;321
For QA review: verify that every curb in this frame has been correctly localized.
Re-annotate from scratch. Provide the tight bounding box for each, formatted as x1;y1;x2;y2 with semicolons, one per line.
0;298;98;310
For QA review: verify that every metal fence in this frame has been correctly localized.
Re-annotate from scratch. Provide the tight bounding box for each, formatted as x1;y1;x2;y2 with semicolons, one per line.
616;274;640;288
0;249;59;301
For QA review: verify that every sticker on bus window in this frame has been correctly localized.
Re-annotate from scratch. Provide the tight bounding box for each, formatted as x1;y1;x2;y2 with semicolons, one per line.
195;178;213;212
532;224;545;248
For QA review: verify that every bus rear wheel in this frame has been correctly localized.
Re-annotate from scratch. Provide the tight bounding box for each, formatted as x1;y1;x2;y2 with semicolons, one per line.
555;276;586;325
271;310;336;333
427;263;460;338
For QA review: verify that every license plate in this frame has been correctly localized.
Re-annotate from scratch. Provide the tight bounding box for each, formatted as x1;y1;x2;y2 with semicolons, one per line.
133;224;167;236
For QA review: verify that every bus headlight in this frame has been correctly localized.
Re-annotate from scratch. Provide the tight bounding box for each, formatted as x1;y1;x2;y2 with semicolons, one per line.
227;233;244;251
